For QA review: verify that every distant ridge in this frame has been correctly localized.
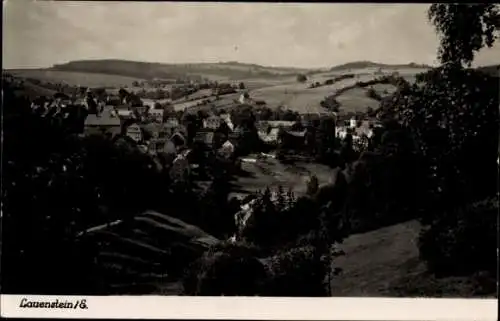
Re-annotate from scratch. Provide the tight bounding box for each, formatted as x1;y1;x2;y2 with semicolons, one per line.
329;60;433;71
476;64;500;77
48;59;312;81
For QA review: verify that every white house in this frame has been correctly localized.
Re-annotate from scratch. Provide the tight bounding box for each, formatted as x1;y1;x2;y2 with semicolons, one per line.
258;127;280;143
349;117;357;128
239;92;250;104
203;115;222;130
117;109;133;118
149;109;164;122
218;140;235;158
219;113;234;131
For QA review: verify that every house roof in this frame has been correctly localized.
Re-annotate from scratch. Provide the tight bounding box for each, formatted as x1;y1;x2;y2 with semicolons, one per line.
84;112;121;126
142;122;163;136
195;131;214;144
287;130;307;137
258;128;280;141
259;120;296;128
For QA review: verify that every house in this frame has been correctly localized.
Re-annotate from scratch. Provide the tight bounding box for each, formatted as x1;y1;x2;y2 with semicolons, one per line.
239;92;250;104
194;130;215;147
258;127;281;143
125;123;143;143
141;122;163;141
84;109;121;137
219;113;234;131
282;129;307;148
148;138;177;162
355;120;374;138
258;120;296;130
163;117;180;134
213;83;236;96
149;108;164;122
137;144;149;154
147;139;166;155
349;117;357;128
336;127;348;140
170;150;191;181
134;106;149;116
229;125;245;140
203;115;222;130
117;109;133;118
170;132;187;149
218;140;235;158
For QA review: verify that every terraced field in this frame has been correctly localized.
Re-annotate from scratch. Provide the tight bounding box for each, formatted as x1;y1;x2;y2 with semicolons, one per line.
80;210;219;295
246;69;423;114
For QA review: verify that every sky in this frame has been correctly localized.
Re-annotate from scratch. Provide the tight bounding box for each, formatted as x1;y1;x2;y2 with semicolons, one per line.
3;1;500;69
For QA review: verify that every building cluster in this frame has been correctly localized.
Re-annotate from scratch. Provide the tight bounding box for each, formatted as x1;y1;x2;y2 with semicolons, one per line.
79;88;245;180
28;82;382;179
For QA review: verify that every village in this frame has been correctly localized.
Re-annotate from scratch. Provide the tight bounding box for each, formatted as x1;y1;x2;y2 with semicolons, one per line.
27;81;381;201
3;2;497;306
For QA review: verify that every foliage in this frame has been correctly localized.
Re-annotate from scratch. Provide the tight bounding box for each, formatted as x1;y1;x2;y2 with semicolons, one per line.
428;4;500;66
306;175;320;196
296;74;308;83
182;241;267;296
377;3;500;280
365;87;382;101
418;197;498;276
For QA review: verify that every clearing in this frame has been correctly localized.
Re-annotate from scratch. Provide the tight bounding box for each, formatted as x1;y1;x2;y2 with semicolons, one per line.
231;156;333;198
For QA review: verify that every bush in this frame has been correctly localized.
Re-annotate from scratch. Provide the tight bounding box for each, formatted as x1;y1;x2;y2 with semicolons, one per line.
182;242;267;296
296;74;308;83
263;245;328;296
366;88;382;101
418;197;498;277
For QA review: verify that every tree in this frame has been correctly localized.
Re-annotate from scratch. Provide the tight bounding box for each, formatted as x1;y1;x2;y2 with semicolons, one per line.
239;82;246;90
379;4;500;282
182;242;267;296
306;175;319;196
296;74;308;83
428;4;500;66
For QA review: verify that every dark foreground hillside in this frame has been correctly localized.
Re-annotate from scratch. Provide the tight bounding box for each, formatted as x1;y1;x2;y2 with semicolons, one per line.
331;220;497;298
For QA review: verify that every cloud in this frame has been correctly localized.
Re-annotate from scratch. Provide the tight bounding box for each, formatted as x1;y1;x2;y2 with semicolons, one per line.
3;2;499;69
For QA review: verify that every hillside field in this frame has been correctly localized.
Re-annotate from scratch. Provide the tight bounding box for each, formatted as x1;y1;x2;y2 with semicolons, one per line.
7;61;430;114
8;69;144;88
331;220;496;297
246;70;421;114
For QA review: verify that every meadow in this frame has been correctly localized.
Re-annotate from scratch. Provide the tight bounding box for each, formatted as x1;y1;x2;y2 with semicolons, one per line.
9;69;143;88
8;62;427;115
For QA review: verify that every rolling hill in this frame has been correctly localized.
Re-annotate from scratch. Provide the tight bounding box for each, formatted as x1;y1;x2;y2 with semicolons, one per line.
329;60;433;72
8;69;144;88
48;59;313;81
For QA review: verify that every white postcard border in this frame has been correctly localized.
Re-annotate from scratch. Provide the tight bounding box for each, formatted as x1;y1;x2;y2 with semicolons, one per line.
0;295;497;320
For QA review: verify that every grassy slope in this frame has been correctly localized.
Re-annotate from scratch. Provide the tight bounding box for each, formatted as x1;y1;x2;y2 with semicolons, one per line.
8;69;143;88
247;70;422;114
331;220;495;298
329;60;432;72
231;156;333;198
48;60;312;81
7;61;429;114
82;210;219;295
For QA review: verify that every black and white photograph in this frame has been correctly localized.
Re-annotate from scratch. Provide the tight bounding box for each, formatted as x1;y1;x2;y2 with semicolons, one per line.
1;1;498;318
